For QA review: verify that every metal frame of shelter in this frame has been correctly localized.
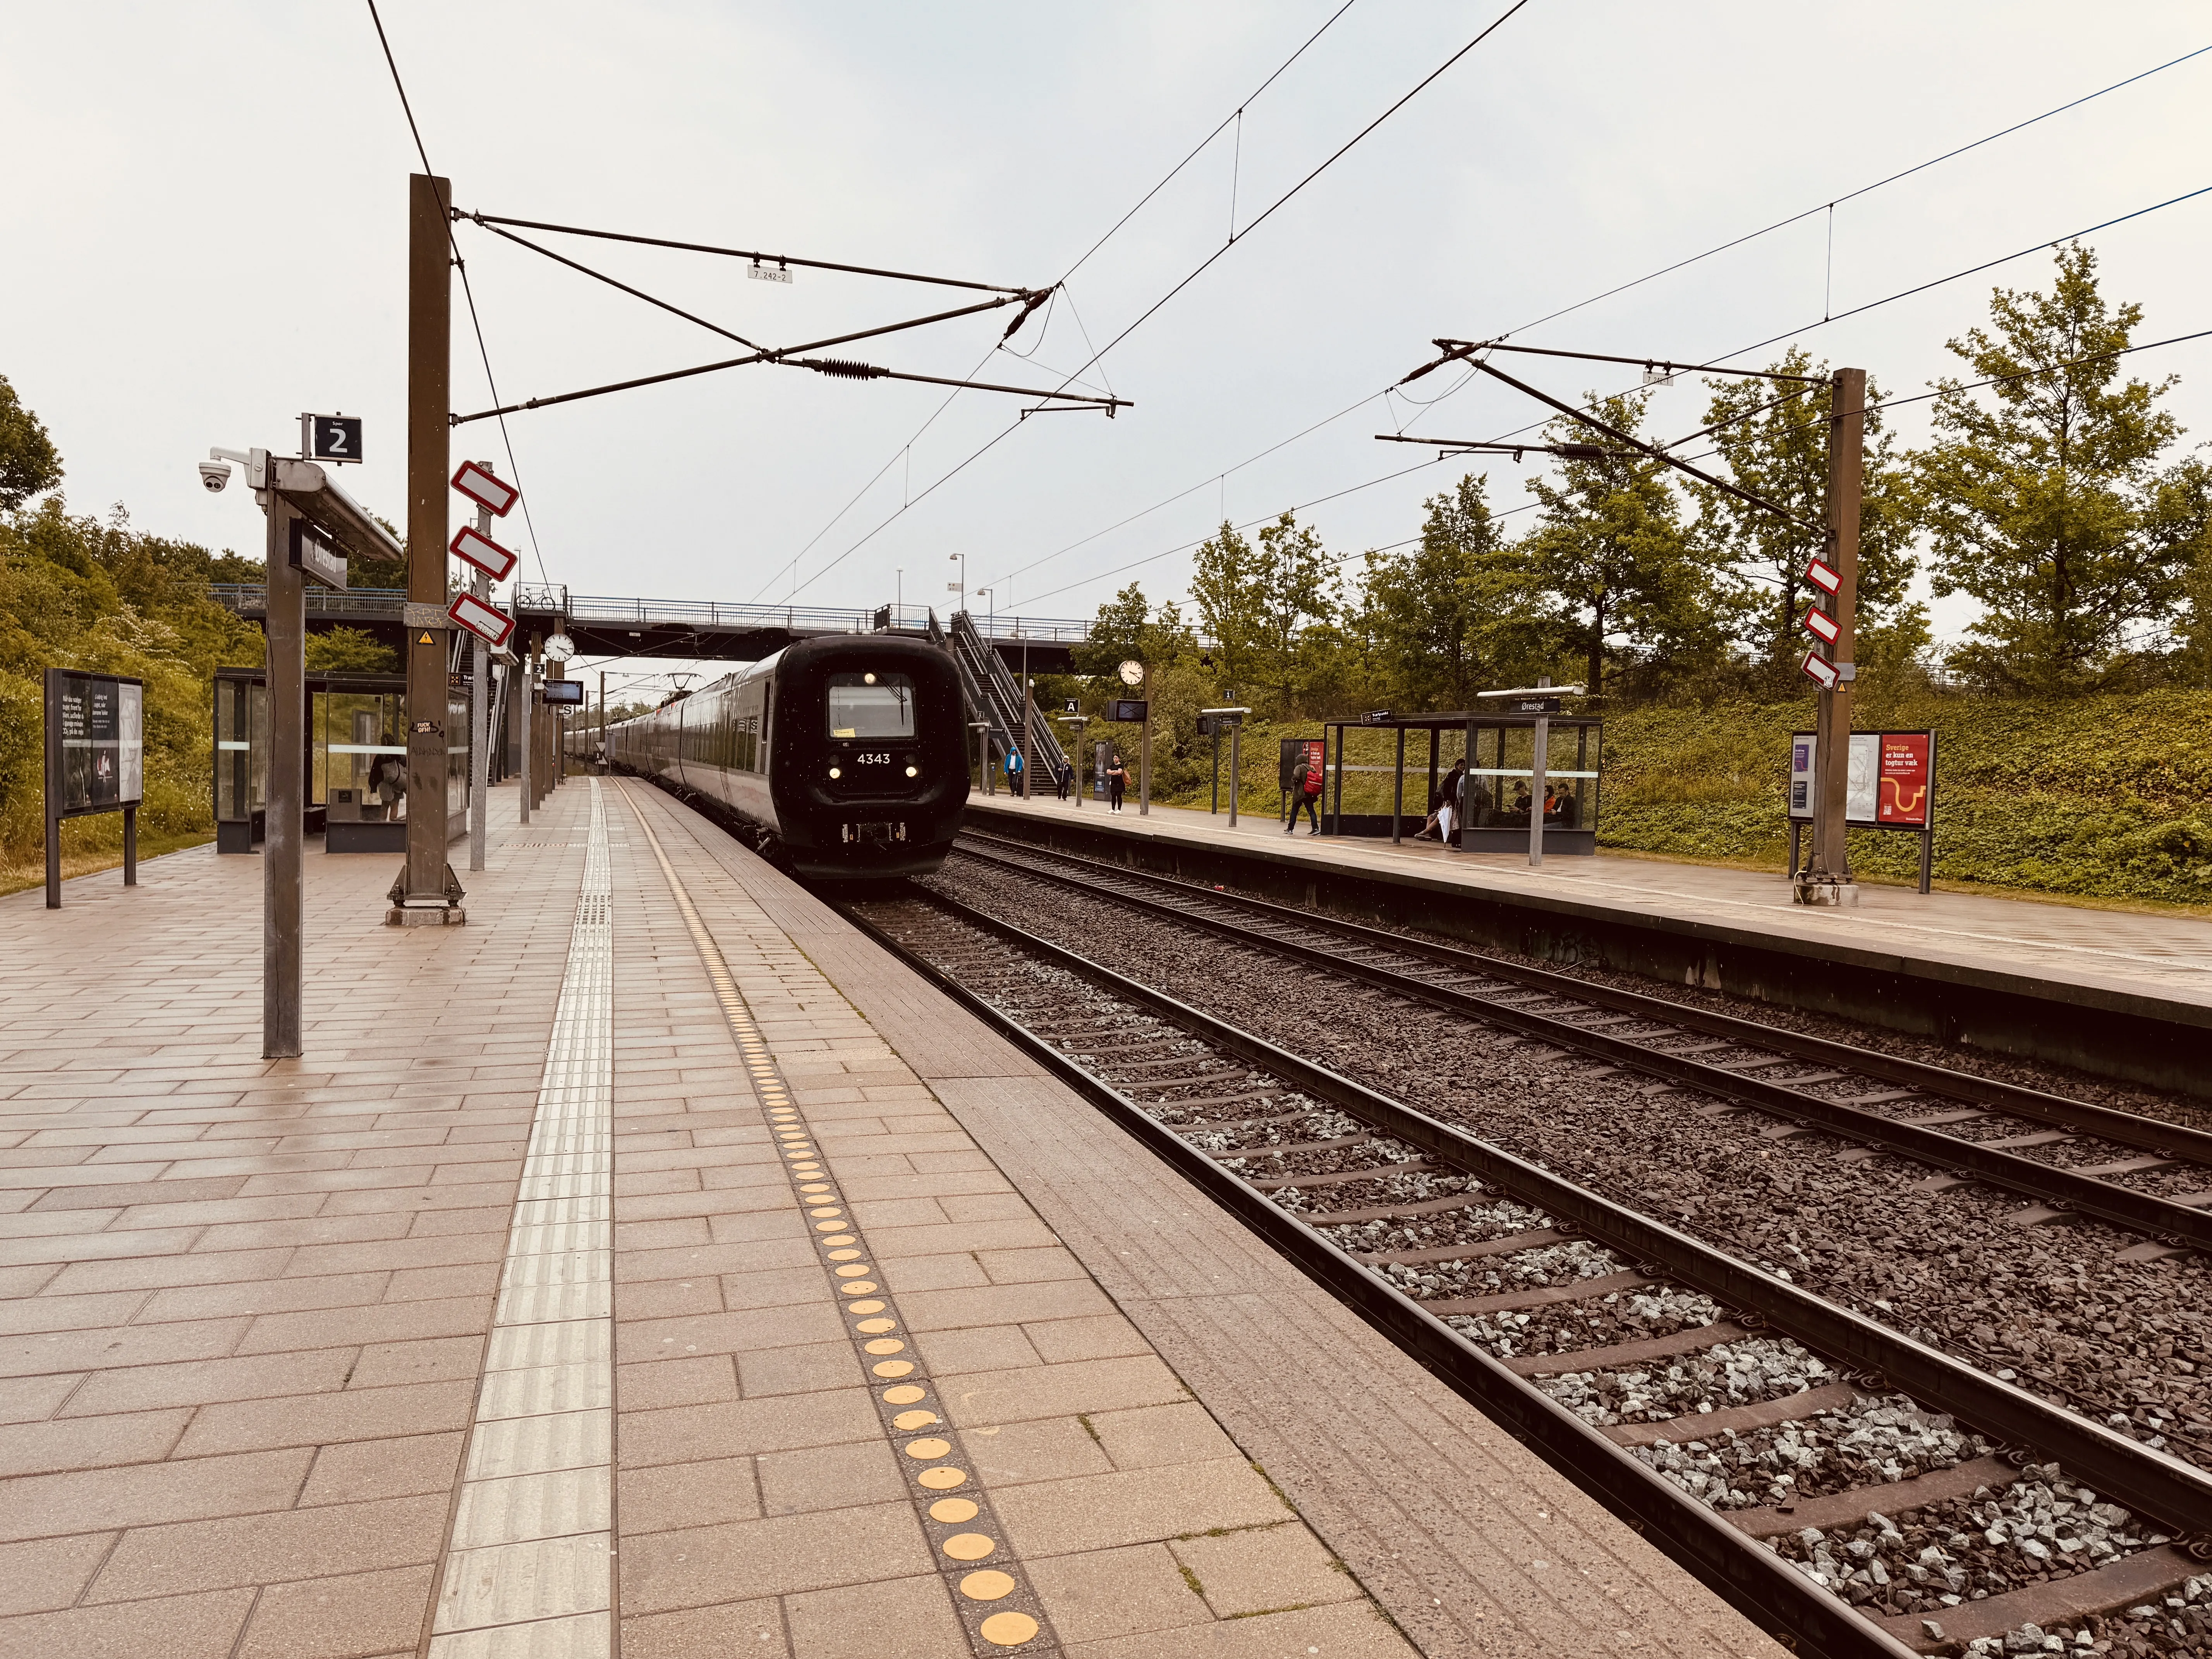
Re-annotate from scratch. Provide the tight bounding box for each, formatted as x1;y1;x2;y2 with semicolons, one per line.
1316;711;1604;855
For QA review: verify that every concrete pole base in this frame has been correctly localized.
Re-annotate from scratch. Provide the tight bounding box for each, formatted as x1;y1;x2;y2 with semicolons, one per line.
1792;878;1859;908
386;906;469;927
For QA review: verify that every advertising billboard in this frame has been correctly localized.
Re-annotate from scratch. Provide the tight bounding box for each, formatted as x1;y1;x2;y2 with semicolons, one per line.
52;671;145;816
1789;731;1933;828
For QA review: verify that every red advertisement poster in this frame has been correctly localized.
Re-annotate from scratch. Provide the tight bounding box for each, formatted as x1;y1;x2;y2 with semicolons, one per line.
1877;733;1931;826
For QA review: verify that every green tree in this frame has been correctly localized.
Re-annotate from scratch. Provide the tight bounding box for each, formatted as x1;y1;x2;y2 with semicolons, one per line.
1689;349;1921;668
1917;242;2199;690
1354;472;1503;708
1188;512;1338;710
1519;391;1741;696
0;374;62;512
1072;582;1194;685
305;627;399;673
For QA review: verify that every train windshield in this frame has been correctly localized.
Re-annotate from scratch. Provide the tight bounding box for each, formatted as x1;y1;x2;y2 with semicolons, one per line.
826;672;916;740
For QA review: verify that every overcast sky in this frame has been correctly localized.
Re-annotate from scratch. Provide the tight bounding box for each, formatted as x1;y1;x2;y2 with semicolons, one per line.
8;2;2209;685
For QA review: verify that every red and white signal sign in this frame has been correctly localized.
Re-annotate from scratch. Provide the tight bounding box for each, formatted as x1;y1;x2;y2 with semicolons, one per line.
451;460;519;517
1802;604;1840;646
1805;556;1841;596
1799;649;1840;691
448;591;515;650
450;524;517;582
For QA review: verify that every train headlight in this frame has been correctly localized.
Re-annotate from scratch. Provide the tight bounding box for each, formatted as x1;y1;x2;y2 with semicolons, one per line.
828;766;841;779
905;765;918;777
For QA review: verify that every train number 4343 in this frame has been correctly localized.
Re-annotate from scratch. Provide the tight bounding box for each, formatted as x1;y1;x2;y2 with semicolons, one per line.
856;752;891;764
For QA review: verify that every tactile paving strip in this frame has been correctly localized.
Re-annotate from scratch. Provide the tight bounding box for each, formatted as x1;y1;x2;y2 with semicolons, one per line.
429;780;617;1658
623;785;1059;1656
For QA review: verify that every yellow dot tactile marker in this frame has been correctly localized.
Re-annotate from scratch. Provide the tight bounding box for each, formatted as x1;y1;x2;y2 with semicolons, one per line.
942;1533;996;1561
959;1570;1016;1602
979;1612;1039;1647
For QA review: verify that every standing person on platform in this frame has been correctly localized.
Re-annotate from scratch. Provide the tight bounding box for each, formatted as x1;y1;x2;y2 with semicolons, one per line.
1285;750;1322;835
1056;760;1071;801
1105;752;1128;812
1004;746;1024;791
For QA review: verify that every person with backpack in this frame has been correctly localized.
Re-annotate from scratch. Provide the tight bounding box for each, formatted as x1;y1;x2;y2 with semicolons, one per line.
1435;759;1467;848
1105;752;1128;812
1285;748;1321;835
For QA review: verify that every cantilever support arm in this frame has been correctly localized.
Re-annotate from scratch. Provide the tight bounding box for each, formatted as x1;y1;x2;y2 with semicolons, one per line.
1469;358;1812;527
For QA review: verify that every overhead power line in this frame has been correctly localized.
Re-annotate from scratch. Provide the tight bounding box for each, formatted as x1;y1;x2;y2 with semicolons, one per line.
757;0;1370;605
982;45;2212;609
363;0;551;583
779;0;1537;605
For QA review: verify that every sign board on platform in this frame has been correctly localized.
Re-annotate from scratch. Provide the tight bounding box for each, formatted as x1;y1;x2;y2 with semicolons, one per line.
46;671;144;817
304;415;363;465
541;680;585;706
287;520;349;591
451;460;519;517
1805;557;1841;596
1104;699;1148;722
1800;649;1840;690
1789;731;1934;828
447;591;516;650
1802;605;1839;646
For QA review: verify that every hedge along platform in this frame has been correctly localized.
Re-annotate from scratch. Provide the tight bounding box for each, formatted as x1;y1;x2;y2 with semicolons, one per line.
962;792;2212;1101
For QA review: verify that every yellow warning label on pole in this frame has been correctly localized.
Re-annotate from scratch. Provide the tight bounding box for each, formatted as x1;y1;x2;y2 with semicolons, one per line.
418;632;435;646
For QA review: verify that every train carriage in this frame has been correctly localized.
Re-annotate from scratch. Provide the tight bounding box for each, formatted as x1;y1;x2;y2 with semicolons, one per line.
608;636;966;880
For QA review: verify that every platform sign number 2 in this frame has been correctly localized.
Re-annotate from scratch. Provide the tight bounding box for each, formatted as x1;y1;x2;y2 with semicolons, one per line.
306;415;362;465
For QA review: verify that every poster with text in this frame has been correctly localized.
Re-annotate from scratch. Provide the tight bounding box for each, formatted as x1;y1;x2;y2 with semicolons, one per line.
1877;733;1932;826
56;673;145;814
1788;732;1900;826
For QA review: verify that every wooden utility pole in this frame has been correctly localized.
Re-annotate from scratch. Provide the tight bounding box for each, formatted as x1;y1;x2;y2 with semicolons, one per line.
394;172;460;923
1802;366;1865;906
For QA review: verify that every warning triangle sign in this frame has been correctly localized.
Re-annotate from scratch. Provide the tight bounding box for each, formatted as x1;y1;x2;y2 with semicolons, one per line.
417;632;435;646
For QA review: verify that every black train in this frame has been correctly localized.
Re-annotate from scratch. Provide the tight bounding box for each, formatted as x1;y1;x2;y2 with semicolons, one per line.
608;636;967;880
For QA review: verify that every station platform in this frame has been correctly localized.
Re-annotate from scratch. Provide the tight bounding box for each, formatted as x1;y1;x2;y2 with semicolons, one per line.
0;776;1786;1659
964;792;2212;1099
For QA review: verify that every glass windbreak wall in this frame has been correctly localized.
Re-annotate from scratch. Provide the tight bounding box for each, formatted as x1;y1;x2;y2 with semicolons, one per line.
318;690;408;818
1316;713;1603;852
1465;723;1599;834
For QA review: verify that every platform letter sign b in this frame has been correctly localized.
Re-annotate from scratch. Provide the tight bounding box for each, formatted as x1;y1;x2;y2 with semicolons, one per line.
309;416;362;464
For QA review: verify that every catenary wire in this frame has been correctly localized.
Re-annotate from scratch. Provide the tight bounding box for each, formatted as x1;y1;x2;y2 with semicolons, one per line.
776;0;1537;607
980;51;2212;606
364;0;551;584
754;2;1365;604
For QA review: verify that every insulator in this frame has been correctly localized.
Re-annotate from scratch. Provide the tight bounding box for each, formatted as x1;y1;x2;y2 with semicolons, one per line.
806;357;886;380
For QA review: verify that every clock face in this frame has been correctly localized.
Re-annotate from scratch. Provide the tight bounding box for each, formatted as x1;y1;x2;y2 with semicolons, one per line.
1118;660;1144;687
543;634;575;663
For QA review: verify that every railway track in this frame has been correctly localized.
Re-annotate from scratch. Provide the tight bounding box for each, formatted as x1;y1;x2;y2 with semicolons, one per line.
950;829;2212;1259
839;876;2212;1659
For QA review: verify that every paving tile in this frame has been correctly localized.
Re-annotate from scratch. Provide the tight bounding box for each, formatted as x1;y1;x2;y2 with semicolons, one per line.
992;1458;1291;1557
179;1379;477;1456
58;1346;356;1417
137;1272;389;1323
617;1453;763;1534
615;1353;736;1412
0;1406;191;1478
1061;1598;1412;1659
1170;1521;1362;1617
934;1355;1189;1426
735;1341;857;1399
299;1432;466;1506
0;1531;117;1616
755;1435;907;1516
619;1387;881;1469
238;1295;490;1355
1024;1311;1154;1365
0;1315;249;1379
618;1503;930;1614
0;1585;255;1659
782;1570;970;1659
621;1598;788;1658
911;1323;1041;1376
613;1302;845;1368
1088;1401;1243;1471
0;1446;311;1542
350;1333;486;1388
1025;1541;1212;1646
234;1563;437;1659
961;1414;1114;1487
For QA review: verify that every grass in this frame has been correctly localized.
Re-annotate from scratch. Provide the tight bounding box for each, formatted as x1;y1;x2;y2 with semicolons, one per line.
0;830;211;900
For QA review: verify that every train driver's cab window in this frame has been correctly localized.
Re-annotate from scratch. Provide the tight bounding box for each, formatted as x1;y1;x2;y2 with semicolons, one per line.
826;672;915;740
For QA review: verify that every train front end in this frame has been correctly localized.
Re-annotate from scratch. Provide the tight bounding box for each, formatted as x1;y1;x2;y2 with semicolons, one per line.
770;637;966;881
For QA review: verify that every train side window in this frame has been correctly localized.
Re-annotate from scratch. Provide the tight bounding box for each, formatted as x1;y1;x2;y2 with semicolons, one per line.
826;673;915;740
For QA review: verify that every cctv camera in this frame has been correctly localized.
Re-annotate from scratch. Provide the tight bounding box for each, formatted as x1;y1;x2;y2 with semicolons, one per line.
198;460;230;493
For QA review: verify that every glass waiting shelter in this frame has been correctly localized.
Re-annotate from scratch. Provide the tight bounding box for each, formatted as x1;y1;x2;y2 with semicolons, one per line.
213;668;471;854
1316;708;1604;854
